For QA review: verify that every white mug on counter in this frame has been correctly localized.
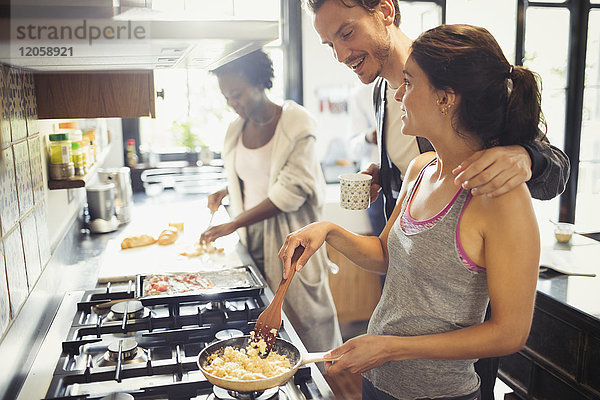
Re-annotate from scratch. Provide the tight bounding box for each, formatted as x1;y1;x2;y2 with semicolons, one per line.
339;173;372;210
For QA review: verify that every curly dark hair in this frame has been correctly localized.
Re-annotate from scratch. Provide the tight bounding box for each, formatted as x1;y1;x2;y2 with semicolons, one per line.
303;0;401;27
211;49;274;90
410;24;544;148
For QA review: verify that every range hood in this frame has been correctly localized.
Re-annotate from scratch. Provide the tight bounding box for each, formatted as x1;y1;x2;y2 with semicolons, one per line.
0;2;280;71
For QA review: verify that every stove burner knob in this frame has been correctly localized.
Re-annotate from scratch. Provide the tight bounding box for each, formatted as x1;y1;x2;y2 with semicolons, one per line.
215;329;244;341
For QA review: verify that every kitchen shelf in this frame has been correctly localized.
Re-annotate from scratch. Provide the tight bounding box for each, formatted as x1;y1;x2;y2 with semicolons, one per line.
47;147;110;190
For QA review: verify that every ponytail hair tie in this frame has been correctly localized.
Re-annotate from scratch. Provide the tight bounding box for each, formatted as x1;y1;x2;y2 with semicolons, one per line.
506;65;514;78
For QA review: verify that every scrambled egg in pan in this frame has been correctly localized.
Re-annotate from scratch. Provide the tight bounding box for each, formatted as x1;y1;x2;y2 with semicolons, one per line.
204;337;292;380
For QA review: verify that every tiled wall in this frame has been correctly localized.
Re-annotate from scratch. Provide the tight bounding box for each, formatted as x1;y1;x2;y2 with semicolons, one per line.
0;64;51;340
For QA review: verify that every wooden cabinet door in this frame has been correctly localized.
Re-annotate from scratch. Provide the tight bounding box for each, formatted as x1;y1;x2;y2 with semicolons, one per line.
34;71;155;119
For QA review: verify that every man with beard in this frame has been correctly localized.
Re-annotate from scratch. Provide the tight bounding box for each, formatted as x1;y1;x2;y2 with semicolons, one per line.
302;1;570;399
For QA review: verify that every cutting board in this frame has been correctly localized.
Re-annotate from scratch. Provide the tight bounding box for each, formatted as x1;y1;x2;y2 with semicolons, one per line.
97;207;243;283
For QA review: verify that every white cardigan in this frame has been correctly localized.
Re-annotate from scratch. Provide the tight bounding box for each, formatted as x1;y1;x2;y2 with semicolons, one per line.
223;100;342;352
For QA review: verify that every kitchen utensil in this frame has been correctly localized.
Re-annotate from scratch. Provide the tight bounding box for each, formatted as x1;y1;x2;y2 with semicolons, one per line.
87;183;116;220
197;335;338;392
98;167;133;224
86;183;119;233
199;208;216;243
208;210;216;228
253;245;304;354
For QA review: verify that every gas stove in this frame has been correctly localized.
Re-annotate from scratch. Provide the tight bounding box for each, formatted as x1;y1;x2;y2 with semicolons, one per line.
21;268;333;400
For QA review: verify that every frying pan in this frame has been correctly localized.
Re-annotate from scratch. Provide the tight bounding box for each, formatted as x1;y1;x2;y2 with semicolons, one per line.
197;335;335;392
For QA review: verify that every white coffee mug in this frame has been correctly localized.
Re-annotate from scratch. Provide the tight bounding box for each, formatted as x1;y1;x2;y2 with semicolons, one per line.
339;173;372;210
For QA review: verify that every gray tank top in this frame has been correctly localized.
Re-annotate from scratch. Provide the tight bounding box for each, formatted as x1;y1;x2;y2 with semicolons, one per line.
364;162;489;399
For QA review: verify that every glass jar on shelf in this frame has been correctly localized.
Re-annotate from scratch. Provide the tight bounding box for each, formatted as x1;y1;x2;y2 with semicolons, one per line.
126;139;138;167
48;133;74;180
71;141;86;176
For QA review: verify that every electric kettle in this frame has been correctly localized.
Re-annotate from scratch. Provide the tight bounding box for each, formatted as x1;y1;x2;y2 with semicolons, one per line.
98;167;133;224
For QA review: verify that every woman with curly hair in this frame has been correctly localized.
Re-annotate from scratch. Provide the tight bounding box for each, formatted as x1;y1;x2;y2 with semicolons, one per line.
200;49;342;352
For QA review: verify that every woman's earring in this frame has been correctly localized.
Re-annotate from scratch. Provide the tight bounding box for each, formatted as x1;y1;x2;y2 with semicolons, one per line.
440;103;452;116
436;99;449;116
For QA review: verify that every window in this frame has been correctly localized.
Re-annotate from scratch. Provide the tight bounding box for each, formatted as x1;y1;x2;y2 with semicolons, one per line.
399;1;443;39
524;7;569;151
518;1;599;231
139;48;283;156
138;0;282;158
576;9;600;231
522;6;570;224
139;68;234;154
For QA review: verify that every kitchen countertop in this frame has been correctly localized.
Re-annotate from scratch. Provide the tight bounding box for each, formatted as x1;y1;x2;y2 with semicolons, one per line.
535;220;600;320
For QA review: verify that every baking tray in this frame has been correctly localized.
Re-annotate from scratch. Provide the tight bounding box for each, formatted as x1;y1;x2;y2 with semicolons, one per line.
135;265;265;305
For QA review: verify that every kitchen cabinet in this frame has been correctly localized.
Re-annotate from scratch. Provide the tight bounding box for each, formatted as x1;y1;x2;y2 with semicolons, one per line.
497;231;600;400
34;71;155;119
499;290;600;399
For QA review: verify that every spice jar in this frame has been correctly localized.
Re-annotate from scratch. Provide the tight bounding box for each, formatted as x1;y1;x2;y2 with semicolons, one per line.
72;141;86;176
126;139;138;167
48;133;74;180
49;133;71;164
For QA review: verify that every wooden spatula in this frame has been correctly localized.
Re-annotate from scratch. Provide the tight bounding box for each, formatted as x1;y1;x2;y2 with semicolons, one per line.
252;245;304;354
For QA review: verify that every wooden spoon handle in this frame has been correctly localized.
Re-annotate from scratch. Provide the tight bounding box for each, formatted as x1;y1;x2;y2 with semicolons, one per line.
272;245;304;307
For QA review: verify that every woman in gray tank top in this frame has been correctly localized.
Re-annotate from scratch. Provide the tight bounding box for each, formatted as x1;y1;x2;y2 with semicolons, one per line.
279;24;542;400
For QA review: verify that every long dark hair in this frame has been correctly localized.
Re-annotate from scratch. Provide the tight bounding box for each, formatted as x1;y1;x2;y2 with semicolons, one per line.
410;24;545;148
303;0;401;27
211;49;274;90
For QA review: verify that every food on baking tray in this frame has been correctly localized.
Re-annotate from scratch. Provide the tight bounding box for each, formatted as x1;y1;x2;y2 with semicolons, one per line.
179;241;225;257
144;273;216;295
158;227;179;245
168;222;184;231
204;342;291;380
143;268;256;296
121;234;157;249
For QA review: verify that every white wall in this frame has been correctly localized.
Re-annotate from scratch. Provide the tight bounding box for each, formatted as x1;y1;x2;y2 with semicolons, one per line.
102;118;124;168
